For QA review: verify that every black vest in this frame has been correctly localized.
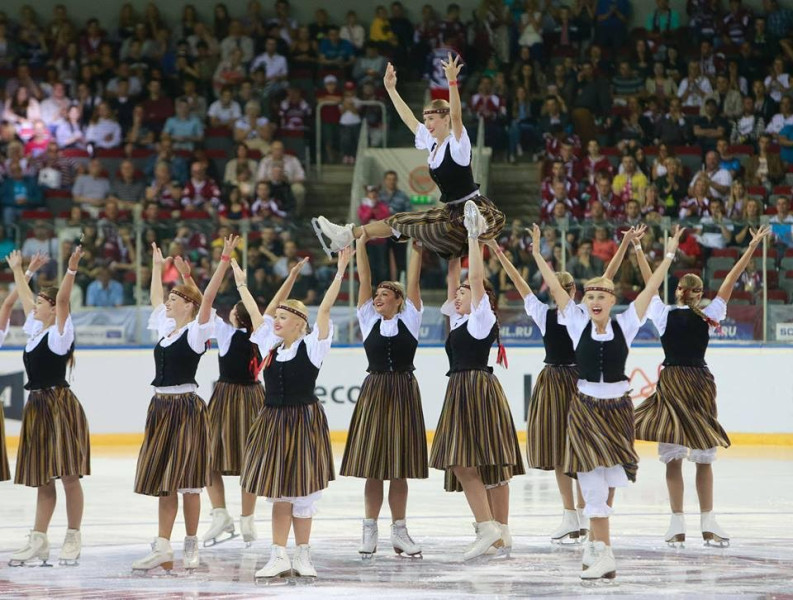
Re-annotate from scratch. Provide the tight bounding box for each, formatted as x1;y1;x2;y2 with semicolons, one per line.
445;320;497;375
429;140;479;203
363;318;418;373
262;340;319;407
218;329;262;384
575;320;629;384
660;309;709;367
151;330;205;387
23;332;72;390
543;308;576;366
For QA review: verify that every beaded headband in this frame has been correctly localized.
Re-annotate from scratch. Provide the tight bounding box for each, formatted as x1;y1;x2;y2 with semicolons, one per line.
377;282;404;298
277;304;308;322
423;108;450;115
584;286;615;296
172;289;201;307
679;286;703;293
458;283;471;290
37;292;56;306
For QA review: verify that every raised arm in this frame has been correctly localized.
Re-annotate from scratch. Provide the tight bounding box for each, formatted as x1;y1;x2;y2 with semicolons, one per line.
447;257;462;302
316;246;354;341
7;250;37;315
0;252;47;329
230;258;263;331
264;257;310;317
57;245;84;334
174;255;201;297
383;62;420;133
441;52;464;141
150;242;171;308
603;225;645;280
197;234;239;324
356;232;373;308
633;226;684;319
467;235;486;308
530;224;573;312
487;239;531;298
406;240;423;309
717;225;772;302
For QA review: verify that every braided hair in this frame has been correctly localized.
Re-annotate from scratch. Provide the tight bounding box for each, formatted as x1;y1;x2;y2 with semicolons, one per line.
481;279;508;368
677;274;722;331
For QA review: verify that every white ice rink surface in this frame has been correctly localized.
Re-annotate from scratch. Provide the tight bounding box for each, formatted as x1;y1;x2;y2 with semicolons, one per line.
0;444;792;599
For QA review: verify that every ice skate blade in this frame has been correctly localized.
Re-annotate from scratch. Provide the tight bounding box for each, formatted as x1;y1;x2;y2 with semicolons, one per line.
255;572;293;586
580;572;617;585
359;551;376;560
393;548;423;559
58;558;80;566
579;529;589;540
703;534;729;548
202;531;239;548
311;218;334;258
551;531;581;545
8;558;52;567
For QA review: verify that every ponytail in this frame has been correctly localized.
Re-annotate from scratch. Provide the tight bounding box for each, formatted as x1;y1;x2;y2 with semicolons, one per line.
233;301;263;378
483;281;507;368
682;289;722;334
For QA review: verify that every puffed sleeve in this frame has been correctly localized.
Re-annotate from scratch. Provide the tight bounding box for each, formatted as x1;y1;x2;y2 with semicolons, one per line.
304;320;334;368
250;314;280;351
448;127;472;166
23;310;43;337
147;304;174;339
703;297;727;323
523;294;549;336
399;299;423;339
646;295;670;336
356;300;379;341
616;302;647;347
414;123;434;151
557;301;589;348
47;316;75;355
441;299;457;317
0;319;10;347
466;294;497;340
186;310;216;353
213;315;237;356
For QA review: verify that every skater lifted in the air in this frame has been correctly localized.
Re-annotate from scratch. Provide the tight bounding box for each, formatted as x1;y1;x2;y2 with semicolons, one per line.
313;53;505;258
635;225;772;549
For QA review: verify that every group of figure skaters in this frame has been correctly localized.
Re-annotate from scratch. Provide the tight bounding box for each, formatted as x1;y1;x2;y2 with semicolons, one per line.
0;55;770;583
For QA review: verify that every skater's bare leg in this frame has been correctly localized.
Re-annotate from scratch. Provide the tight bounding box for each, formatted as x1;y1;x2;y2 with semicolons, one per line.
387;479;408;521
158;494;179;539
272;502;292;546
576;482;585;509
183;493;200;537
666;459;685;513
364;478;385;519
292;515;312;546
353;222;393;240
34;480;57;533
486;483;510;524
62;475;83;530
452;466;493;522
241;490;257;517
589;517;610;545
206;472;226;509
555;468;575;510
695;463;713;512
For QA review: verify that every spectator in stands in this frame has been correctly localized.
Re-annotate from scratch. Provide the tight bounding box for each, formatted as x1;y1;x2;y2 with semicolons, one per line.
770;196;793;250
592;225;618;264
162;98;204;152
85;101;122;150
72;158;111;215
696;197;734;252
655;96;691;146
316;74;343;164
273;240;313;280
594;0;631;52
181;161;222;214
678;61;712;108
585;172;623;218
716;138;741;176
212;46;247;95
703;73;742;119
250;36;289;94
752;79;777;124
3;85;41;141
542;159;579;205
646;62;678;102
732;95;766;145
680;177;713;220
690;150;733;201
109;160;145;207
657;157;687;215
234;100;271;151
765;57;790;103
622;198;643;227
256;140;306;215
219;19;254;63
567;238;605;286
145;162;181;212
0;224;15;257
318;25;356;72
224;143;258;186
379;170;411;214
722;0;752;46
725;179;749;219
733;197;764;248
85;266;124;307
582;197;613;239
507;85;537;162
569;62;611;142
208;85;242;128
543;180;580;221
178;78;207;122
4;59;43;99
141;79;174;134
341;10;366;53
357;184;390;282
640;183;664;220
353;42;387;86
765;94;793;138
34;142;76;190
650;143;671;180
612;60;644;103
124;104;156;150
279;86;311;133
612;154;648;203
107;78;136;134
19;220;56;257
389;2;414;63
39;81;70;128
778;118;793;164
23;120;52;158
250;181;287;227
1;163;43;226
612;96;653;151
470;75;507;153
646;0;681;36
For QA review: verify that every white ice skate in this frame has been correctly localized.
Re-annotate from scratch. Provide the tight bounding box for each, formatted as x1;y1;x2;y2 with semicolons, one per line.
701;511;730;547
463;520;503;561
391;520;422;558
496;522;512;557
58;529;81;566
580;541;616;581
183;535;199;571
577;508;590;540
8;531;51;567
359;518;378;558
202;507;238;547
255;545;292;582
463;200;488;239
665;513;686;547
292;544;317;578
312;216;355;257
465;522;501;556
132;537;174;574
581;541;595;570
240;514;257;547
551;509;581;544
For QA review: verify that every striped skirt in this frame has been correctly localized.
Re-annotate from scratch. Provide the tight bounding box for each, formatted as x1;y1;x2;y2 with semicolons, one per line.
384;194;505;260
134;393;210;497
564;392;639;483
340;372;429;480
526;365;579;471
430;370;525;492
241;402;335;499
207;381;266;476
1;408;10;481
14;387;90;488
635;366;730;450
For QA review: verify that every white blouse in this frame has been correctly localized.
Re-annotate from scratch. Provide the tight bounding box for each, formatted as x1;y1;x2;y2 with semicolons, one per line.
415;123;472;168
23;311;74;355
646;295;727;337
212;316;247;357
357;298;422;341
442;294;497;341
558;301;645;399
250;314;333;369
523;293;550;336
0;320;9;347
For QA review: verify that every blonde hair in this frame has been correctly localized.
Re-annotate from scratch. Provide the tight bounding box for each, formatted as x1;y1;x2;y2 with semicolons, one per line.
583;276;615;294
171;284;203;318
677;273;719;326
376;281;406;312
423;99;451;115
555;271;575;291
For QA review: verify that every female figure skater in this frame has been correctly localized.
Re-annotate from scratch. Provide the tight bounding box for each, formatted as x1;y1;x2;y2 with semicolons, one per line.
532;222;683;581
340;235;427;558
488;227;646;544
0;252;47;485
234;248;351;581
131;237;235;573
6;247;89;567
634;225;771;548
313;55;505;258
430;201;524;561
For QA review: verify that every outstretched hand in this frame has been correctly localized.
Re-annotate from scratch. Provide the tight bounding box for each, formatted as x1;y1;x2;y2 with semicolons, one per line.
527;224;542;255
336;245;354;272
666;225;684;256
67;245;84;271
748;225;772;248
174;255;191;277
230;258;247;287
28;251;49;274
5;250;22;271
290;256;309;277
151;242;172;267
222;234;240;256
383;62;397;91
440;52;463;82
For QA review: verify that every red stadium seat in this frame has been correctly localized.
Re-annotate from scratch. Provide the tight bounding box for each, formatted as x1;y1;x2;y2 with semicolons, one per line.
61;148;90;158
711;247;739;258
751;247;778;260
180;211;212;219
730;290;753;303
21;210;54;219
766;289;789;303
44;188;71;198
747;185;768;197
96;148;125;158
